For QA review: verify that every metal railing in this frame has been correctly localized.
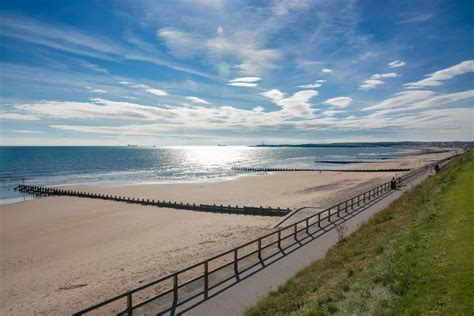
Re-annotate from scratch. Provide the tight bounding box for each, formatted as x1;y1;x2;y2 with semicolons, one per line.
73;154;459;315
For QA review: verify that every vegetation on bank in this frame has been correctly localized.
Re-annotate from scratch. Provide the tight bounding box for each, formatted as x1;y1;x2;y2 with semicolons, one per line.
245;152;474;315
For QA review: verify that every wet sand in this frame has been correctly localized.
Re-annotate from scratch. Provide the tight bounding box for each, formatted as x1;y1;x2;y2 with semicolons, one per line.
0;150;455;315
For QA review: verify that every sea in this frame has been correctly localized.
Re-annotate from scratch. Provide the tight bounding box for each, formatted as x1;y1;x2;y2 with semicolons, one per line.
0;146;425;205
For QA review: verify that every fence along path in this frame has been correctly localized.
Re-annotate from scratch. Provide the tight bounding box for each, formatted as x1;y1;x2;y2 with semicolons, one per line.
72;155;458;316
232;166;411;172
14;185;290;217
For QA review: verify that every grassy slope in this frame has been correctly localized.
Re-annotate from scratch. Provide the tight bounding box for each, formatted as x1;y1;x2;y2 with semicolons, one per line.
245;152;474;315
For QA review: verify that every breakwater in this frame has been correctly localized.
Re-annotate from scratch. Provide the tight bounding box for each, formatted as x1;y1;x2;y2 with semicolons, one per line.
14;185;290;217
232;166;411;172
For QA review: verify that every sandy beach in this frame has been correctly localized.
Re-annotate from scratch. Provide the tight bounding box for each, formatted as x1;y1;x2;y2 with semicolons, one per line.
0;151;455;315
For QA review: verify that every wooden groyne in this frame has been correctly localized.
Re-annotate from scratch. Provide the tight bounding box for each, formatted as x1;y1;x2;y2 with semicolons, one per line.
232;166;412;172
14;185;290;217
314;160;391;164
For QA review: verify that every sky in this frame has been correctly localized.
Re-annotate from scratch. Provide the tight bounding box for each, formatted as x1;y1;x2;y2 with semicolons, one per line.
0;0;473;146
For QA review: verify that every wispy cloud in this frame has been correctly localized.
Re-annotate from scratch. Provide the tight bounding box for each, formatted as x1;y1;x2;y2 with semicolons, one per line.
0;15;216;80
363;90;435;111
321;68;333;74
229;77;262;83
145;88;169;96
363;89;474;112
322;110;345;117
227;82;258;87
360;72;399;90
388;60;406;68
0;113;40;121
227;76;262;88
323;97;352;108
397;13;433;24
404;60;474;89
1;129;44;134
185;96;210;104
157;26;281;75
298;79;324;88
86;86;107;93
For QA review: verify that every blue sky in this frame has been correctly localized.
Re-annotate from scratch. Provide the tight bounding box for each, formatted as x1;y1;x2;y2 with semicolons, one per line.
0;0;473;145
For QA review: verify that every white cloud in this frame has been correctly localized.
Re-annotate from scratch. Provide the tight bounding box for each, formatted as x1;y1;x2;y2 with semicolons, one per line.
157;27;281;75
229;77;262;83
157;27;203;57
90;89;107;93
298;82;322;88
131;84;150;89
1;129;43;134
360;73;399;90
363;89;474;113
118;81;131;85
0;113;40;121
388;60;406;68
404;60;474;89
12;98;286;132
217;26;224;36
185;96;210;104
322;110;345;117
323;97;352;108
227;82;258;87
272;0;310;16
371;73;398;79
260;89;319;116
315;80;327;83
360;79;384;90
397;13;433;24
260;89;286;100
363;90;435;111
0;15;215;80
321;68;333;74
145;88;168;96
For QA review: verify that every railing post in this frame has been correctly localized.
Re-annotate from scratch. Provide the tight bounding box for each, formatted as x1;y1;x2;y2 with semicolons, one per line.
234;249;240;281
258;239;263;264
126;292;132;316
305;218;310;235
204;261;209;299
294;223;298;242
171;274;178;315
277;230;282;251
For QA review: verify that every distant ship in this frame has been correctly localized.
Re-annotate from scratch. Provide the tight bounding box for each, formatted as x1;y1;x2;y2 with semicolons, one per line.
217;144;227;146
127;144;138;147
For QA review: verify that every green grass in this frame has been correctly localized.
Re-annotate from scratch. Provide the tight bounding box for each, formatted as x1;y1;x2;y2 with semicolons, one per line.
245;152;474;316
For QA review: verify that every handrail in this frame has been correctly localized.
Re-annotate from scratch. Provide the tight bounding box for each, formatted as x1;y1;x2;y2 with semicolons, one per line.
72;153;461;315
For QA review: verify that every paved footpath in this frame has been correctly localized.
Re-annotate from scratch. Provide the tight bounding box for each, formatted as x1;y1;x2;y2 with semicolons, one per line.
183;171;432;316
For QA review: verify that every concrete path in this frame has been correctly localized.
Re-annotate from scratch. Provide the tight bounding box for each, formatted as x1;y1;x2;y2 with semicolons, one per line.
182;171;432;316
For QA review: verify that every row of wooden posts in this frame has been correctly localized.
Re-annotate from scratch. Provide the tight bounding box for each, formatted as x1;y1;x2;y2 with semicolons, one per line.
232;166;412;172
14;184;290;217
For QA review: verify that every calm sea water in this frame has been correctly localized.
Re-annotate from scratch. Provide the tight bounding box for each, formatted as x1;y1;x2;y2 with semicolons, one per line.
0;146;422;205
